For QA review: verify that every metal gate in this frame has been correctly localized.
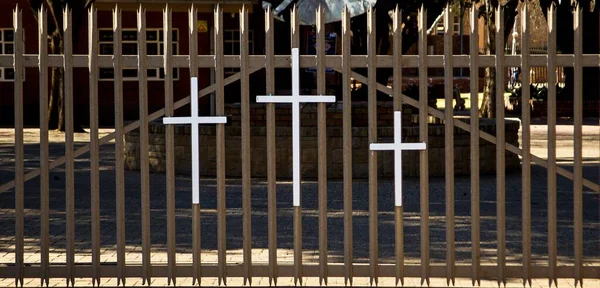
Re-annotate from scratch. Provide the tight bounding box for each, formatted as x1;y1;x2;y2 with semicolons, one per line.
0;2;598;287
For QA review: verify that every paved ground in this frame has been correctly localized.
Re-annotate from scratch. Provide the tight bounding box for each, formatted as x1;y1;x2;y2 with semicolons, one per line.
0;120;598;286
2;276;599;288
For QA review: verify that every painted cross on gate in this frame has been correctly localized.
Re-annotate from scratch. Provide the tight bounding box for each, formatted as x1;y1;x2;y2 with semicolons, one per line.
256;48;336;206
163;77;227;204
370;111;427;206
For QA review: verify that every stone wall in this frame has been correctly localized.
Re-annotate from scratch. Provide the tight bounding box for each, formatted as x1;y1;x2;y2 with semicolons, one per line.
124;102;520;178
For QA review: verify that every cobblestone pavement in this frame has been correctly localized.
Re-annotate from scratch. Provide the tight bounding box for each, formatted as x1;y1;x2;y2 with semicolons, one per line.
0;122;598;286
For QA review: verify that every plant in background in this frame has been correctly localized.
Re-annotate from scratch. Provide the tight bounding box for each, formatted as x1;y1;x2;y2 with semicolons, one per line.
27;0;92;132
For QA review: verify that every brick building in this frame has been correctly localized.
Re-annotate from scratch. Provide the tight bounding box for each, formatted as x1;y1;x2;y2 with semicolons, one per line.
0;0;259;126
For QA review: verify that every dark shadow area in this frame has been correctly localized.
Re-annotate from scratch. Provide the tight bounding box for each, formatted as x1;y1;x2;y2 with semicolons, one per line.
0;142;598;265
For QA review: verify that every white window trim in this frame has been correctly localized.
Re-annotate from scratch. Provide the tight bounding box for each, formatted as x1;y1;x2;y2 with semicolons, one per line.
223;29;254;75
0;28;16;82
435;16;461;36
98;28;179;82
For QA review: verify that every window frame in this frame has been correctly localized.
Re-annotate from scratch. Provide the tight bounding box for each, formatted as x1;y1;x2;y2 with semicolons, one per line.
98;28;179;82
0;28;16;82
223;29;254;75
435;15;461;36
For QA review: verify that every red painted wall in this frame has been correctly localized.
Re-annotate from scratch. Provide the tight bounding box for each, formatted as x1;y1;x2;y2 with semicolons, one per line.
0;0;41;126
0;0;213;127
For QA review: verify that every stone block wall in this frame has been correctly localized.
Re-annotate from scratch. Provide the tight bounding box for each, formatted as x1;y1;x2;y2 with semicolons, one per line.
124;102;520;178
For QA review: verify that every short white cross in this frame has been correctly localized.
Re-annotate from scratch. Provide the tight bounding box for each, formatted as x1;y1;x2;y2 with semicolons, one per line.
163;77;227;204
370;111;427;206
256;48;336;206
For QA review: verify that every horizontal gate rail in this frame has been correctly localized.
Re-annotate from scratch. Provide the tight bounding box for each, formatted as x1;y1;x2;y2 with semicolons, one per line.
1;54;599;68
0;264;598;279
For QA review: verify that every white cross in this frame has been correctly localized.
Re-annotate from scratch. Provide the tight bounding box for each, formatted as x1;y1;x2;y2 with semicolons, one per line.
370;111;427;207
256;48;336;206
163;77;227;204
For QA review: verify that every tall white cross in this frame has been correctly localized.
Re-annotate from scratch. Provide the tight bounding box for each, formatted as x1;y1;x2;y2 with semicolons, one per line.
370;111;427;206
163;77;227;204
256;48;336;206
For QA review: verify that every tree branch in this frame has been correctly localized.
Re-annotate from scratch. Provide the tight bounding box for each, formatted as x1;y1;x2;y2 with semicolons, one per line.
43;0;62;37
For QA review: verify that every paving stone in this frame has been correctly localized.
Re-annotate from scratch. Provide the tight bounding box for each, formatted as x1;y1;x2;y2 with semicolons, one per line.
0;123;598;286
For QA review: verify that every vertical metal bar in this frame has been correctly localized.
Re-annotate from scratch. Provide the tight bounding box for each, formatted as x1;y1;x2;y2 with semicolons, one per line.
264;6;278;286
38;7;49;287
188;4;202;286
443;4;455;285
316;5;328;286
163;5;176;286
137;5;151;286
239;5;252;285
12;6;23;287
417;5;430;286
494;6;506;286
469;6;481;287
520;4;531;287
342;6;353;286
573;4;584;287
214;5;227;285
546;4;557;287
367;6;378;286
88;5;101;286
63;7;75;287
392;6;403;286
112;6;126;286
290;5;303;286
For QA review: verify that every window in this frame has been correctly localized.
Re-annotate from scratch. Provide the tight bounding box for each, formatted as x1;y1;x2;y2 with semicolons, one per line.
453;16;460;35
145;29;179;80
436;15;461;36
99;28;179;81
0;29;15;81
223;29;254;75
